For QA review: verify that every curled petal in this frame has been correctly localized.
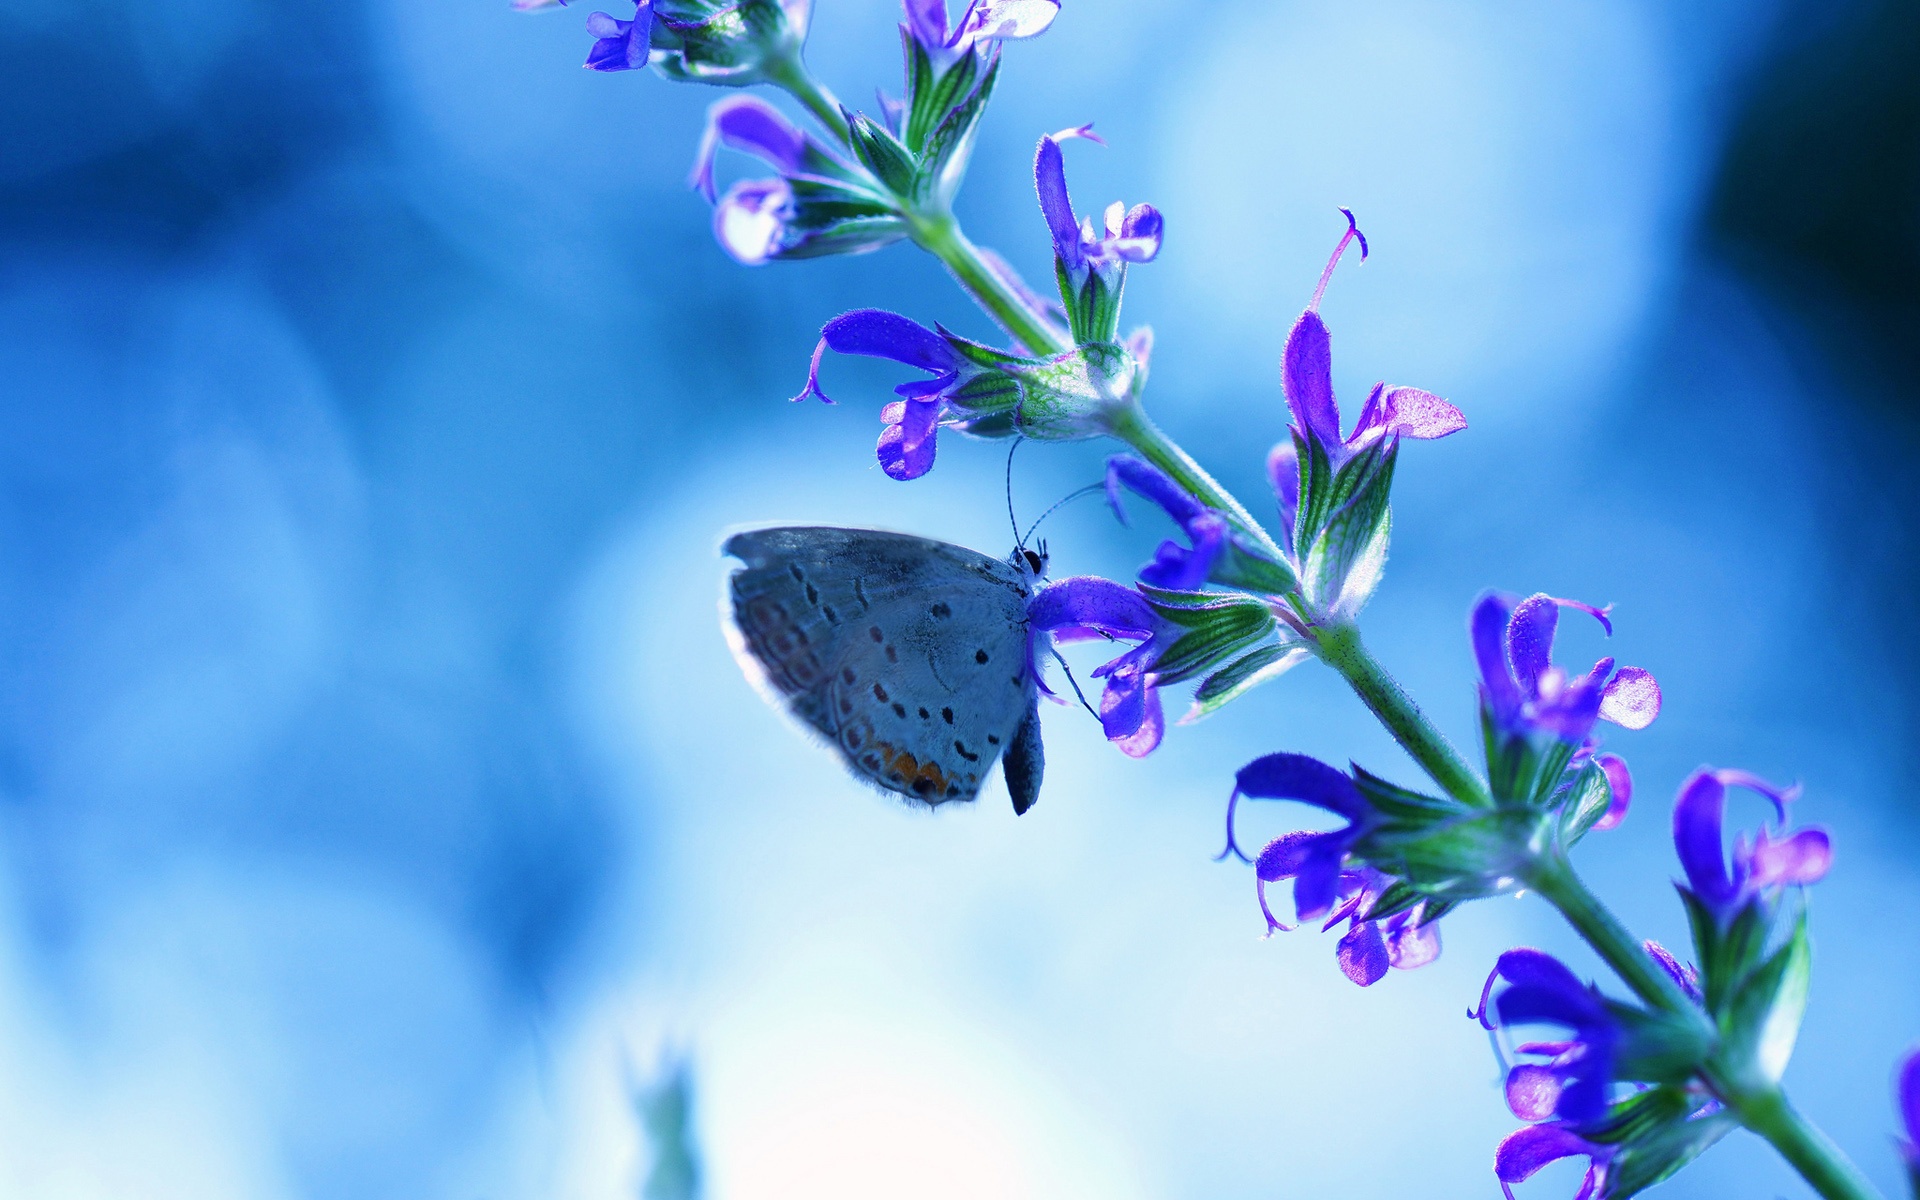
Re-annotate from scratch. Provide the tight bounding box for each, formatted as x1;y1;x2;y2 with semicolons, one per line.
1494;1124;1607;1198
876;397;941;481
712;178;792;265
1336;920;1389;986
1105;455;1207;527
1139;513;1226;590
1599;666;1660;729
1375;385;1466;440
1281;310;1341;451
1047;121;1105;147
1593;753;1632;831
584;2;652;70
952;0;1059;46
1504;1064;1563;1122
689;96;809;202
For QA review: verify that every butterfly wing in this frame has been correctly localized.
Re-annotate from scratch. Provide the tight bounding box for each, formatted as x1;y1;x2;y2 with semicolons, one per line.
724;527;1040;809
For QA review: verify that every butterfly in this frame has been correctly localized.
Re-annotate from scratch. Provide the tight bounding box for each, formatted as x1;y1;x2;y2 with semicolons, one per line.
723;526;1046;815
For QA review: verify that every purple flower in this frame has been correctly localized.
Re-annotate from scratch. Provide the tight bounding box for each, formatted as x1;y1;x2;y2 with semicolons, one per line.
685;97;872;264
1897;1046;1920;1180
1473;592;1661;747
904;0;1059;67
1473;949;1620;1125
585;1;654;70
791;309;1021;480
1495;1124;1613;1200
1672;767;1831;923
1034;128;1161;343
1026;576;1173;756
1103;456;1230;589
1279;210;1465;468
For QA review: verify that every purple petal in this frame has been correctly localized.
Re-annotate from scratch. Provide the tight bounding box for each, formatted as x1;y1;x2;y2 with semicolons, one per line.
1593;753;1632;831
1494;1124;1602;1186
1506;594;1560;697
1505;1064;1563;1122
1491;948;1589;998
1112;685;1163;757
1034;136;1082;267
689;96;809;202
819;309;957;373
1254;830;1321;882
1673;769;1736;907
583;1;652;70
902;0;947;45
1027;576;1156;639
1114;204;1163;262
1232;753;1368;822
876;396;941;481
712;178;792;265
1384;910;1441;970
1336;920;1389;986
1047;122;1105;146
1745;826;1832;888
1599;666;1660;729
1714;768;1803;823
1371;386;1466;442
1498;981;1604;1033
1105;455;1208;527
1266;441;1300;541
1292;843;1346;923
1899;1047;1920;1144
1281;310;1342;450
1472;593;1523;717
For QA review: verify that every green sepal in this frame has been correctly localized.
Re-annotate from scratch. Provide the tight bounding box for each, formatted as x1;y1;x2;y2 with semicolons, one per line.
1055;256;1126;346
1602;1104;1737;1199
1211;544;1298;596
650;0;798;86
1302;440;1396;616
1606;1001;1715;1086
1481;702;1579;809
1355;808;1543;900
1556;759;1617;844
914;55;999;207
1004;341;1138;440
846;112;919;196
1139;594;1276;685
1580;1085;1696;1146
1290;428;1335;558
1351;766;1460;823
1360;879;1430;924
1719;912;1810;1087
1184;643;1308;722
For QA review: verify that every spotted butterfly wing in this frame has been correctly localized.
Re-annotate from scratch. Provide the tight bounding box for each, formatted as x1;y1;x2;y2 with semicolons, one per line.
723;527;1044;813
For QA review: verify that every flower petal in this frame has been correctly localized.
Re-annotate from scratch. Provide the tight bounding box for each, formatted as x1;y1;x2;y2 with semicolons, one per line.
712;178;792;265
876;396;941;481
1110;682;1163;757
689;95;809;202
1384;910;1441;970
1673;769;1736;907
1899;1046;1920;1145
1593;753;1632;831
1232;753;1368;822
1372;385;1467;441
1253;830;1321;882
902;0;948;45
1599;666;1660;729
1336;920;1389;986
1472;592;1523;718
1291;842;1346;923
1281;310;1342;450
1105;455;1207;526
1113;203;1163;262
1034;135;1082;268
952;0;1059;45
1027;576;1156;639
1745;826;1832;889
1506;594;1560;697
1266;441;1300;542
819;308;958;373
1494;1124;1602;1186
583;1;652;70
1504;1064;1563;1122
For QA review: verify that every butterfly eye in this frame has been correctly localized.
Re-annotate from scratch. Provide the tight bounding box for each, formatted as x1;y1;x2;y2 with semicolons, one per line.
1023;549;1045;575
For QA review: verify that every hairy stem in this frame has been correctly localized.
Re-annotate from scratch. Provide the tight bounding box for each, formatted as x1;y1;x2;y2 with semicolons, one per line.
910;213;1071;356
1523;852;1701;1016
1313;622;1491;807
1720;1083;1885;1200
768;56;851;147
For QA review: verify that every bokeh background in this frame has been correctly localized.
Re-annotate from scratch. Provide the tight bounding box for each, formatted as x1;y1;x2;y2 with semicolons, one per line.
2;0;1917;1196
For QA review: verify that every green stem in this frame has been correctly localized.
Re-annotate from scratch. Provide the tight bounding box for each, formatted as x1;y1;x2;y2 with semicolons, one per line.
1314;622;1491;807
910;213;1071;356
767;56;851;146
1523;852;1699;1016
1719;1086;1884;1200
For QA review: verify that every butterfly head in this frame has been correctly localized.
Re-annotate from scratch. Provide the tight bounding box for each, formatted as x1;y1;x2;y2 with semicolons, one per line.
1014;540;1048;582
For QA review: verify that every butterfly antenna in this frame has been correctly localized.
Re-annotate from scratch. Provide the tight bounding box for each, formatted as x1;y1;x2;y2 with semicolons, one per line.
1023;482;1105;547
1006;437;1027;550
1048;646;1101;721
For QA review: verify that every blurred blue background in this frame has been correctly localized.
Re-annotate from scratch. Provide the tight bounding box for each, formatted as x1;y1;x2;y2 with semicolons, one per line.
2;0;1916;1196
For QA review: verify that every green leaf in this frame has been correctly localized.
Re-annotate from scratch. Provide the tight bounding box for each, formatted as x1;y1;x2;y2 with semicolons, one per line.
1183;643;1308;722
